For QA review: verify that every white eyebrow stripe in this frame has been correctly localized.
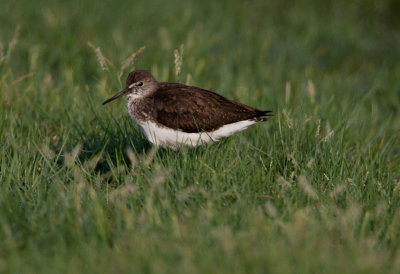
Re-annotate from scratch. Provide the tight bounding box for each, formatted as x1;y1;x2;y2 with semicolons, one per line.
128;83;136;89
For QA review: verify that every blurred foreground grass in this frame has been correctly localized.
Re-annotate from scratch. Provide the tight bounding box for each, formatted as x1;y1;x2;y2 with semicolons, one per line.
1;0;400;273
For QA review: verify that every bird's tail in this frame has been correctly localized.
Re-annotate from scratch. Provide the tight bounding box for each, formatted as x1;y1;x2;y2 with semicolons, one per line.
254;110;273;122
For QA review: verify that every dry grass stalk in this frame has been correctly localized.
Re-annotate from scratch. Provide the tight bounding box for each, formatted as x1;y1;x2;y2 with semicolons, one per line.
323;130;334;142
174;44;184;78
315;119;321;138
285;81;291;104
38;143;56;160
265;201;278;217
88;42;108;71
126;148;138;168
9;72;36;87
298;174;318;199
282;109;292;129
64;144;83;167
307;79;316;103
278;176;291;189
6;24;21;61
119;46;146;78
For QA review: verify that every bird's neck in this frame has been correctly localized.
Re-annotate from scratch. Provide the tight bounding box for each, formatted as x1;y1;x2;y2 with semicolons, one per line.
126;96;152;122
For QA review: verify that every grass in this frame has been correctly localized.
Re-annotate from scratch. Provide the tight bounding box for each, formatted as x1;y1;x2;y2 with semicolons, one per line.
1;0;400;273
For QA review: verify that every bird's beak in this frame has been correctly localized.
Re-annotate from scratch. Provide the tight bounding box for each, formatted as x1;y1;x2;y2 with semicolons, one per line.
102;88;129;105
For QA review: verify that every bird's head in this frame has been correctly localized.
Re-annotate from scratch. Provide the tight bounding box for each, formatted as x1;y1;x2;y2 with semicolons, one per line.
102;70;157;105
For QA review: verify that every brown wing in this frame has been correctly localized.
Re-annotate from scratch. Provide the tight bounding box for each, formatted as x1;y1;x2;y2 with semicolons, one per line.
150;83;271;133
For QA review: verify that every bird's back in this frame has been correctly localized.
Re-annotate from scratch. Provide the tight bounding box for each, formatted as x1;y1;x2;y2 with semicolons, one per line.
147;83;270;133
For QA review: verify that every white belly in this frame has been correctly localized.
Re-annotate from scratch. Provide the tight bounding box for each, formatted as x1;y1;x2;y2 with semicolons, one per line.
133;119;256;148
127;99;257;148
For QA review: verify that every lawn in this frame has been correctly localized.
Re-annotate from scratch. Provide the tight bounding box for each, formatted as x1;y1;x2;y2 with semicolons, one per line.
1;0;400;273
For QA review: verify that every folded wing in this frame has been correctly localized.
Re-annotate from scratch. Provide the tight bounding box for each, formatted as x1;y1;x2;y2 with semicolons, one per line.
151;83;271;133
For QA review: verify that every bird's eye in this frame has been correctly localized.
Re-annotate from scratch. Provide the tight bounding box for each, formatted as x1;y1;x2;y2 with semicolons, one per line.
138;82;143;86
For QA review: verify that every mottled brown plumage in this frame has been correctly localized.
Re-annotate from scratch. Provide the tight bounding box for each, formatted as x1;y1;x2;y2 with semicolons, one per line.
146;83;271;132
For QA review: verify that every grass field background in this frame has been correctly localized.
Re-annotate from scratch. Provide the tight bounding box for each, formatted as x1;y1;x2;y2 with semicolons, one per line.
1;0;400;273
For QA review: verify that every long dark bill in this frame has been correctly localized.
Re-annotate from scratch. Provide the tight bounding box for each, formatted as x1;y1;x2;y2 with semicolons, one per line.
102;89;128;105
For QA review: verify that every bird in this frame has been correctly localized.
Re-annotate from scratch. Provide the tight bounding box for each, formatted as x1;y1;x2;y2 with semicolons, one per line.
102;70;272;148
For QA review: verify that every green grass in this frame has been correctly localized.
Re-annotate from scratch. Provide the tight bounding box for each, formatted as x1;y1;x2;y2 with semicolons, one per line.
1;0;400;273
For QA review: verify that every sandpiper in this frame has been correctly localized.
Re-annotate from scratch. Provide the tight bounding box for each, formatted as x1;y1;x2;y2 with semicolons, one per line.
103;70;272;148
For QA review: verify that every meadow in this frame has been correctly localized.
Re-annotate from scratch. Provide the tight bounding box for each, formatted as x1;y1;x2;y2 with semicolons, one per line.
1;0;400;273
